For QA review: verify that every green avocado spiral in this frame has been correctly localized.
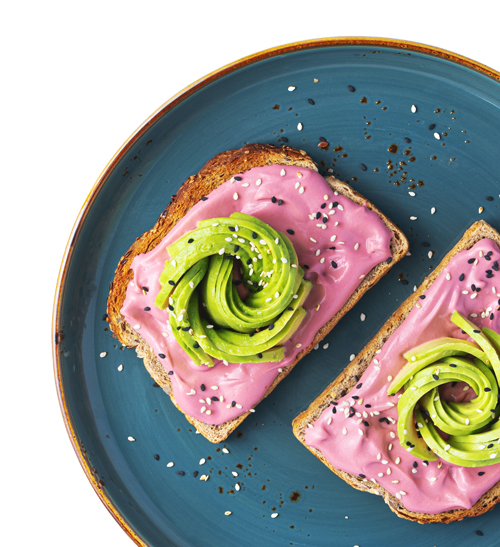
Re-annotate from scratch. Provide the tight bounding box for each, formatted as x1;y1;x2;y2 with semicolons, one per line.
388;311;500;467
154;212;312;367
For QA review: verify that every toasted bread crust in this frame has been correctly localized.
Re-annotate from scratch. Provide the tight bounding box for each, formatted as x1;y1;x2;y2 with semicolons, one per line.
107;143;408;443
293;220;500;523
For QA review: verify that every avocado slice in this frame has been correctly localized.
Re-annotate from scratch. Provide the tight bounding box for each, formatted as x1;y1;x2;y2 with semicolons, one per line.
390;311;500;467
155;213;311;366
387;338;486;395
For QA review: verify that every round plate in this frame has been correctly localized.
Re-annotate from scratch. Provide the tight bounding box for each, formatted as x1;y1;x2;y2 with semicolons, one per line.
54;38;500;546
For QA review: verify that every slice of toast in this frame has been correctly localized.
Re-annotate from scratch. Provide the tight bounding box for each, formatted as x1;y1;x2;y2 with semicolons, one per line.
293;220;500;523
107;143;408;443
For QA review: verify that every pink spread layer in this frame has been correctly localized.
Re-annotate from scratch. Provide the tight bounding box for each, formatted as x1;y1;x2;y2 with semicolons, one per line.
121;164;392;425
305;238;500;514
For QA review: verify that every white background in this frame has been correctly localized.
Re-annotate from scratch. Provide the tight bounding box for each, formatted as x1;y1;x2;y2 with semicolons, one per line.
3;1;499;545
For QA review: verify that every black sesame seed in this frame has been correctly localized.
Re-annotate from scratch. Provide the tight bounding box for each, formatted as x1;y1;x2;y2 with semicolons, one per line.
200;384;206;391
323;216;328;223
360;163;367;171
153;382;160;387
331;260;338;268
485;255;492;261
329;246;336;250
268;324;275;331
378;417;386;423
386;257;393;264
404;137;411;143
473;329;480;334
321;203;327;209
233;279;242;286
419;295;426;299
188;238;194;243
493;261;499;271
355;375;359;382
281;136;289;143
287;306;293;311
488;443;494;448
421;241;431;247
201;196;208;201
413;461;418;468
176;471;185;476
229;226;236;232
211;397;219;402
308;98;315;105
249;332;254;337
158;353;166;359
287;229;295;235
252;232;257;239
452;381;457;387
193;342;200;349
102;313;108;321
316;212;321;219
432;374;439;380
491;313;495;320
168;371;174;375
257;353;263;358
234;176;242;181
142;286;149;292
234;245;240;252
468;258;475;264
486;196;494;201
356;383;362;389
363;421;369;427
359;473;366;478
246;258;252;265
168;280;175;286
303;264;310;269
486;272;494;279
348;85;355;92
231;401;236;407
193;470;199;477
181;327;190;332
476;530;484;536
459;273;465;281
478;471;486;476
428;123;436;130
332;407;337;414
332;201;339;208
471;283;477;291
365;404;371;408
352;395;359;400
278;199;284;205
144;306;151;311
154;454;160;460
319;136;327;142
271;196;277;204
168;305;174;311
176;326;181;330
400;279;409;285
449;363;457;368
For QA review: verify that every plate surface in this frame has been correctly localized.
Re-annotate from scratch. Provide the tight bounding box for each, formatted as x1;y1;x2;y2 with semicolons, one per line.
54;38;500;546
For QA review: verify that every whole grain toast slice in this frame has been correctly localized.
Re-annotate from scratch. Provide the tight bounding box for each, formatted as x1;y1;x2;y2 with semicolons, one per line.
293;220;500;523
107;143;409;443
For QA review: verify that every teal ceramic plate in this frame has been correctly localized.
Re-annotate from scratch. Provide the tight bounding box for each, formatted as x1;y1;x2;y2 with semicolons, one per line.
54;38;500;546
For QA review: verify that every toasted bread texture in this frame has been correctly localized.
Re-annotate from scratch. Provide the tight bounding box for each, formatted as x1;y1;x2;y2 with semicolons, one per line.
107;143;408;443
293;220;500;523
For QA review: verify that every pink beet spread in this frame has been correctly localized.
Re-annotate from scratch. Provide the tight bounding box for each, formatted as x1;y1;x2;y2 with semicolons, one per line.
305;239;500;514
121;164;392;425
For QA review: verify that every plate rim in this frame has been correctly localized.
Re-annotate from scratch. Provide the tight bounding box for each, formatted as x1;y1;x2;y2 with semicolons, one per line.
52;36;500;546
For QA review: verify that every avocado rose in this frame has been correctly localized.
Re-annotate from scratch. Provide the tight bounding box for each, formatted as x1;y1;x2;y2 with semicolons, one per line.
388;311;500;467
154;212;312;367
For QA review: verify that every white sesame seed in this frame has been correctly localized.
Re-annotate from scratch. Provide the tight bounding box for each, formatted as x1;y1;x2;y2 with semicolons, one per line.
491;453;497;458
430;477;437;482
378;472;384;477
342;428;347;435
388;443;393;451
315;249;320;256
431;207;436;214
377;453;381;460
236;404;242;409
297;122;303;131
233;192;239;200
295;343;302;348
224;511;232;516
324;194;329;200
444;444;450;451
235;483;240;491
223;360;229;366
99;351;108;358
471;292;478;299
200;406;206;413
206;398;211;406
396;493;402;500
327;417;332;425
358;428;364;436
242;182;249;187
187;389;196;395
297;172;303;178
280;168;286;176
222;448;230;454
212;222;219;227
288;86;296;92
218;248;225;255
390;432;396;439
299;187;305;194
410;216;417;221
338;204;344;211
446;273;451;280
434;132;441;140
387;375;393;382
271;513;279;519
354;243;359;250
411;104;417;113
256;178;262;186
350;354;355;361
232;471;238;477
360;313;366;321
408;191;416;197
